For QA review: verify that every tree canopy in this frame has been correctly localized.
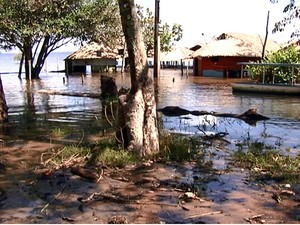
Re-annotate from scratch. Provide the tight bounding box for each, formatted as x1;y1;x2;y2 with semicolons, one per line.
0;0;183;79
137;5;183;56
271;0;300;39
0;0;121;78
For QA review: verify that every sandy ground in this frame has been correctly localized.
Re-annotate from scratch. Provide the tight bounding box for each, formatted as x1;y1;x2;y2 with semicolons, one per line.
0;139;300;224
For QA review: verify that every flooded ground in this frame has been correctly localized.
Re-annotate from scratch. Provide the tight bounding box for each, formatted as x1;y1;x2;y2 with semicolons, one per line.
0;68;300;223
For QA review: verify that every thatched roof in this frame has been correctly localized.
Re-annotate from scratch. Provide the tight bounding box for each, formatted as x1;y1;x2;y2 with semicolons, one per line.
160;47;194;61
65;42;119;60
193;32;282;58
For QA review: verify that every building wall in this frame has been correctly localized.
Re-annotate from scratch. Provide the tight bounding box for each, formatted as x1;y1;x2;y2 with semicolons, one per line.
65;58;117;73
195;56;260;77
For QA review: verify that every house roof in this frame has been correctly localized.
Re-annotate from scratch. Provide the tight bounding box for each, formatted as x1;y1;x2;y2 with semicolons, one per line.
193;32;282;58
160;47;194;61
65;42;119;60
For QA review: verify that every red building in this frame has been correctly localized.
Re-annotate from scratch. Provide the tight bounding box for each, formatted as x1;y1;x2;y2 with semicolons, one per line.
193;33;281;78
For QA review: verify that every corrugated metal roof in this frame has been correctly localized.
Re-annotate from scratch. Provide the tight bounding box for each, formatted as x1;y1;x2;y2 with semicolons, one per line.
65;42;119;60
193;32;282;58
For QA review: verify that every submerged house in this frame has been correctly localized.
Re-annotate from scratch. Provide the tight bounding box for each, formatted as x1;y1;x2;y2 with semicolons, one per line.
160;46;194;68
193;33;282;77
65;42;120;74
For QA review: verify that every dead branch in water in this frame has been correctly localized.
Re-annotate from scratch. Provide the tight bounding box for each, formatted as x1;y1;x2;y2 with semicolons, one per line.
158;106;269;126
37;89;101;98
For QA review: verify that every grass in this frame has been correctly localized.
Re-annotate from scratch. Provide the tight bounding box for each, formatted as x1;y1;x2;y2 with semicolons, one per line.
45;131;210;170
97;148;138;168
233;141;300;183
50;127;66;137
153;132;207;165
47;138;139;168
50;145;92;165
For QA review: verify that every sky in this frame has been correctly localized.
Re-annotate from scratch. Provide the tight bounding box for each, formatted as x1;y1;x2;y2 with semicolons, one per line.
136;0;293;47
1;0;294;53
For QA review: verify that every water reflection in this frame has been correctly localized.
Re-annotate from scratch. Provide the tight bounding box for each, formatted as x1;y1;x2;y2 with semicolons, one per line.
1;69;300;150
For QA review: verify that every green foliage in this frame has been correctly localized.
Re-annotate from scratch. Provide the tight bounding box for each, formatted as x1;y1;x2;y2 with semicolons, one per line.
233;141;300;183
50;127;66;137
51;145;92;165
246;45;300;83
271;0;300;39
160;23;183;52
136;4;183;56
0;0;121;78
155;133;194;162
97;148;138;168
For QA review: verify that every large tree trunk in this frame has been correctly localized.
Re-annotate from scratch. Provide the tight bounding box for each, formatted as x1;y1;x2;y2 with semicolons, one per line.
0;76;8;122
32;36;51;78
23;40;43;80
117;0;159;156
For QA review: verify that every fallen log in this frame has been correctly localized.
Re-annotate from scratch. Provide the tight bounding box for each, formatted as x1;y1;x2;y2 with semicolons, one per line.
157;106;270;126
70;166;102;182
37;89;101;98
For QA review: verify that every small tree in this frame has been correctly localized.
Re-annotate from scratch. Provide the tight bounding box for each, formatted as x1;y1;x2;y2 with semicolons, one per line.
136;5;183;56
117;0;159;156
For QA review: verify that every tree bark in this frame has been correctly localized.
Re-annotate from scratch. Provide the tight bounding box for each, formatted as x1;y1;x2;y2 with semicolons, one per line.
0;76;8;122
117;0;159;156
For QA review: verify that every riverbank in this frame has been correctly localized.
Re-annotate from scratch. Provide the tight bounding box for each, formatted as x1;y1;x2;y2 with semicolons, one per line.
0;71;299;223
0;131;299;224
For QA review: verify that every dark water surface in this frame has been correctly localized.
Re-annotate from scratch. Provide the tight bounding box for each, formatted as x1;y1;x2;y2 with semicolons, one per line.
0;52;299;152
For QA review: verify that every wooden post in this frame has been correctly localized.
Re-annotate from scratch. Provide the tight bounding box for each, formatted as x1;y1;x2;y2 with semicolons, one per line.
154;0;160;77
240;65;244;79
262;11;270;59
262;66;265;84
28;59;32;80
121;41;126;73
180;59;183;76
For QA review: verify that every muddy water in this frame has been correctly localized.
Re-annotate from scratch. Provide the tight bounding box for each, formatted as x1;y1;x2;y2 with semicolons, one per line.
0;68;300;223
1;68;300;150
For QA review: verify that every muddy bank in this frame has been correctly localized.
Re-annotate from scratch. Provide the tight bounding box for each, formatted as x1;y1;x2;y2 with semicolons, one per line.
0;139;299;224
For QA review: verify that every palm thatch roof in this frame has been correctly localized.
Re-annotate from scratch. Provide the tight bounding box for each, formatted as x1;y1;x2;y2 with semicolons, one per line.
193;32;282;58
160;47;194;61
65;42;119;60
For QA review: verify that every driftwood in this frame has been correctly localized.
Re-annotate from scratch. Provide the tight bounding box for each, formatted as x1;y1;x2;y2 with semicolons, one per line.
37;89;101;98
157;106;269;126
70;166;102;182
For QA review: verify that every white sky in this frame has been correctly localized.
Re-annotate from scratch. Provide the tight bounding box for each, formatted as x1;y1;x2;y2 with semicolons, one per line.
4;0;293;53
136;0;293;47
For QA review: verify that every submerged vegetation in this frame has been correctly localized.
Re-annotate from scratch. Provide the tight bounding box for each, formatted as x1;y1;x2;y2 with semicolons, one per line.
233;141;300;183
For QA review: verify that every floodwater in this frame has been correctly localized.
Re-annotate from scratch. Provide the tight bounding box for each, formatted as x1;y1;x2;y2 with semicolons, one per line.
156;71;300;152
0;51;299;152
1;52;300;223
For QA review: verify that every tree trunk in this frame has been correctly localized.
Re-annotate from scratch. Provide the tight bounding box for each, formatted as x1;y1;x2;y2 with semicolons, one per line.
18;53;24;79
117;0;159;156
24;42;33;80
23;41;42;79
0;76;8;122
32;36;51;79
262;10;270;60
